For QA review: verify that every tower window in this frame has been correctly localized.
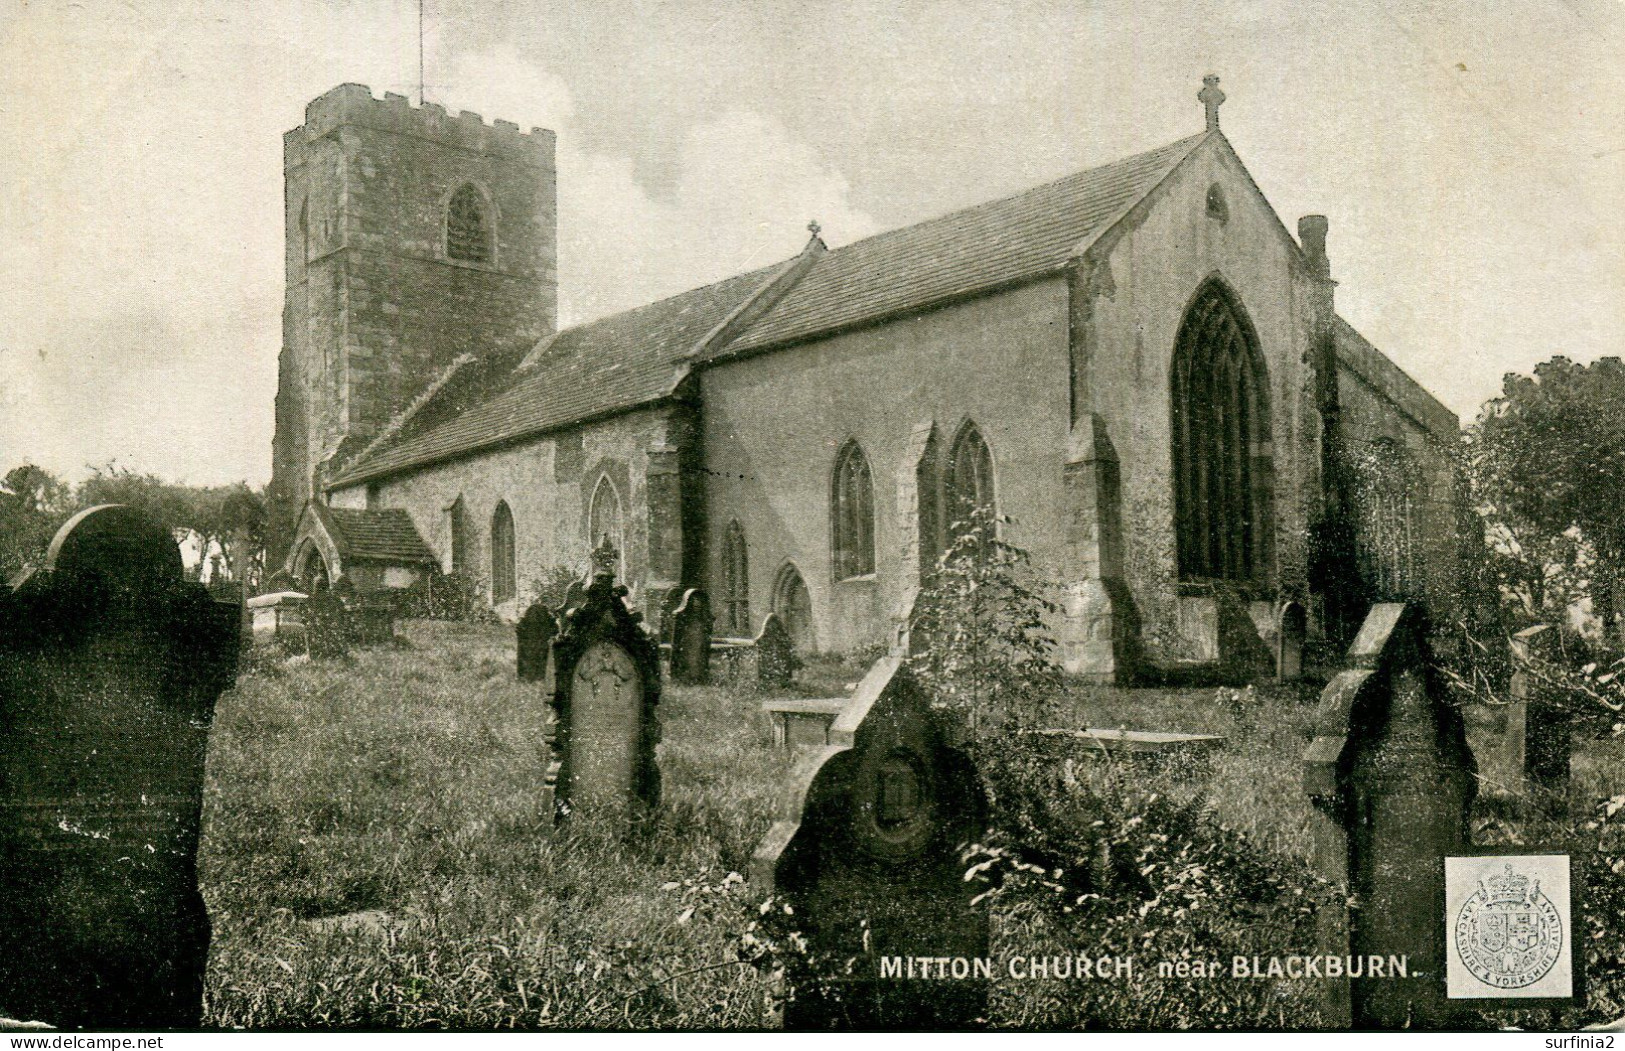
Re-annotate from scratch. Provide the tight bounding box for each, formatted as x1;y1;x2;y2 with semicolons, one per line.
447;183;492;263
831;440;875;580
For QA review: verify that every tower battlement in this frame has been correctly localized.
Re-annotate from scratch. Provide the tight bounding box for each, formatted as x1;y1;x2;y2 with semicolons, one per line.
286;83;555;163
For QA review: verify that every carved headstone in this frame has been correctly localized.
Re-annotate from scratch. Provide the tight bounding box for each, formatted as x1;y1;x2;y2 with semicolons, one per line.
751;656;988;1029
1303;602;1476;1029
0;505;240;1028
549;569;662;819
668;588;713;685
756;613;796;689
1277;600;1306;681
516;601;559;684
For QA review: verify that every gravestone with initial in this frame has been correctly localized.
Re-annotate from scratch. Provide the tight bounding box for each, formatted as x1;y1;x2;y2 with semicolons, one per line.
668;588;713;686
548;543;662;819
756;613;797;689
0;505;240;1028
516;601;558;684
1303;602;1476;1029
751;655;988;1029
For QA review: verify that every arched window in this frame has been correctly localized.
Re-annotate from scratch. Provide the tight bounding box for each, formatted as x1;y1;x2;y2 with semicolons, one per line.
490;500;516;604
917;426;942;577
446;183;491;263
772;562;815;652
588;476;624;559
946;422;995;546
831;440;875;580
722;520;750;636
1170;280;1274;584
447;495;468;577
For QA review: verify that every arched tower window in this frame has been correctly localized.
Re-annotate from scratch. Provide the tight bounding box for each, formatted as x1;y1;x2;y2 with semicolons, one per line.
1170;280;1274;585
946;421;995;546
446;183;492;263
589;476;624;558
831;440;875;580
722;520;750;636
491;500;516;604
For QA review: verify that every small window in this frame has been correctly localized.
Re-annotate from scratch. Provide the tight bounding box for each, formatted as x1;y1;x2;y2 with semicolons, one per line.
447;183;491;263
722;520;750;636
1206;183;1229;223
447;495;468;577
831;440;875;580
491;500;516;604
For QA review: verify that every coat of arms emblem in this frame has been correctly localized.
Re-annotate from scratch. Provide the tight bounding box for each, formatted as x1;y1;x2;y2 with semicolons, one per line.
1453;864;1564;989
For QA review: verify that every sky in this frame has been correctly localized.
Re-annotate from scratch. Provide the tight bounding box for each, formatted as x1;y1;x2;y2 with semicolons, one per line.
1;0;1621;488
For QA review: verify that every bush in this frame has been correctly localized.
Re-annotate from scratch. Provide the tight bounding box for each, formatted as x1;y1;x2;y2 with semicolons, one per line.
401;572;498;624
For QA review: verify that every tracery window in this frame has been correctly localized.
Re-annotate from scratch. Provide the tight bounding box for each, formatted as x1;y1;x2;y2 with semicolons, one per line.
1170;280;1274;584
946;422;995;547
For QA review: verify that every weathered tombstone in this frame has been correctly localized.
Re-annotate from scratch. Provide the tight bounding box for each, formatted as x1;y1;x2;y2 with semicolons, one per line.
548;548;662;820
1277;600;1307;682
0;505;240;1028
303;588;353;658
516;601;559;684
1303;602;1476;1029
752;656;988;1029
756;613;796;689
1511;625;1570;802
668;588;713;685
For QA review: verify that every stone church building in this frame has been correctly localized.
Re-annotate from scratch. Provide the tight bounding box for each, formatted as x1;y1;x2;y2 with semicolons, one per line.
268;78;1461;681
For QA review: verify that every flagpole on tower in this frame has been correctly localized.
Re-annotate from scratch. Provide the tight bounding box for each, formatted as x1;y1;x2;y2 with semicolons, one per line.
418;0;425;105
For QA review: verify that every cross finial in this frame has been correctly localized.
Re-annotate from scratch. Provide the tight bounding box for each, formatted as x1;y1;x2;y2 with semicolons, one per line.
807;218;821;239
1199;74;1225;132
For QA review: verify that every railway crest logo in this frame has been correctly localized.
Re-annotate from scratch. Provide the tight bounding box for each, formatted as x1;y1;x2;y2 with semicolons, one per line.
1453;864;1563;990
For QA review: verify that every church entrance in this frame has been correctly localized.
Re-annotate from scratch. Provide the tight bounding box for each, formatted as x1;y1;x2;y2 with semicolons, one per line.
772;563;814;653
1169;279;1274;588
294;540;330;593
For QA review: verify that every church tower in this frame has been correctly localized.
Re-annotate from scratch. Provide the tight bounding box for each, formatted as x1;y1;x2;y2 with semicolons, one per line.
269;84;557;563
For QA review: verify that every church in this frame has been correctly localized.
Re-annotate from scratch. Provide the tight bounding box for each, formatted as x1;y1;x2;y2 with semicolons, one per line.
268;77;1462;682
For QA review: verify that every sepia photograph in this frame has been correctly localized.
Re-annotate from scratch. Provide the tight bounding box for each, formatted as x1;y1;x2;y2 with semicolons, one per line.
1;0;1623;1034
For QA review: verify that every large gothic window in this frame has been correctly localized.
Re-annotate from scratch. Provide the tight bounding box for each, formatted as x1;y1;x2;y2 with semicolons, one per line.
589;475;624;557
831;440;875;580
490;500;516;603
722;520;750;636
1352;438;1419;601
946;422;995;545
446;183;492;263
1170;280;1274;585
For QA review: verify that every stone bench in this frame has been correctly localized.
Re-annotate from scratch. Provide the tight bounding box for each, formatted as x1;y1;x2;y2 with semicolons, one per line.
763;698;848;751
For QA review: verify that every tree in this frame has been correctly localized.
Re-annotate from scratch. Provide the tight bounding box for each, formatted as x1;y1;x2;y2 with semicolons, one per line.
1470;356;1625;640
75;465;267;586
0;464;71;581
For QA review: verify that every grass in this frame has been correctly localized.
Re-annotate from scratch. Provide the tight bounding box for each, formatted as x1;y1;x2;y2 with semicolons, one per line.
199;621;1625;1029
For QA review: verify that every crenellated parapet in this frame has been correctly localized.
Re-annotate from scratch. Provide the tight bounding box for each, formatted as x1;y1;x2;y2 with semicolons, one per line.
284;83;555;167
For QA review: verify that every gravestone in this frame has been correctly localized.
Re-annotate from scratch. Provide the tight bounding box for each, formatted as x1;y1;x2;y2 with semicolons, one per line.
303;588;353;658
668;588;713;685
1277;601;1306;681
516;601;558;684
756;613;797;689
1511;625;1570;801
561;579;590;615
0;505;240;1028
1303;602;1476;1029
752;656;988;1029
548;550;662;820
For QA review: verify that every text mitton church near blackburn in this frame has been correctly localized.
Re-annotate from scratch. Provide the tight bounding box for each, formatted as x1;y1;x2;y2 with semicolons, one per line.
268;76;1461;681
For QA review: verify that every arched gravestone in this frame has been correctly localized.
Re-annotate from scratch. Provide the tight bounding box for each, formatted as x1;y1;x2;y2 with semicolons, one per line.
0;506;240;1028
668;589;713;686
1277;600;1307;682
516;601;558;684
1303;602;1476;1029
548;566;662;820
752;656;989;1029
756;613;796;690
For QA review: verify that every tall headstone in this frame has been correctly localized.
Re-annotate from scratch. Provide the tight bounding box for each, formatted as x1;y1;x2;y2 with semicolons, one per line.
0;505;240;1028
752;656;988;1029
756;613;796;690
1277;600;1306;682
548;545;662;820
516;602;558;684
1511;625;1570;802
668;588;713;686
1303;602;1476;1029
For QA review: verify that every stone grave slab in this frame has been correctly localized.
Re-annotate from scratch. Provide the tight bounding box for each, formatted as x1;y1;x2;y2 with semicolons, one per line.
762;698;848;751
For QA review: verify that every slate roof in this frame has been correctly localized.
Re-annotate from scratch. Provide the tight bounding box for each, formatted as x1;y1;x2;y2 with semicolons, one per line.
720;133;1208;356
333;261;790;485
323;507;436;564
331;132;1209;487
